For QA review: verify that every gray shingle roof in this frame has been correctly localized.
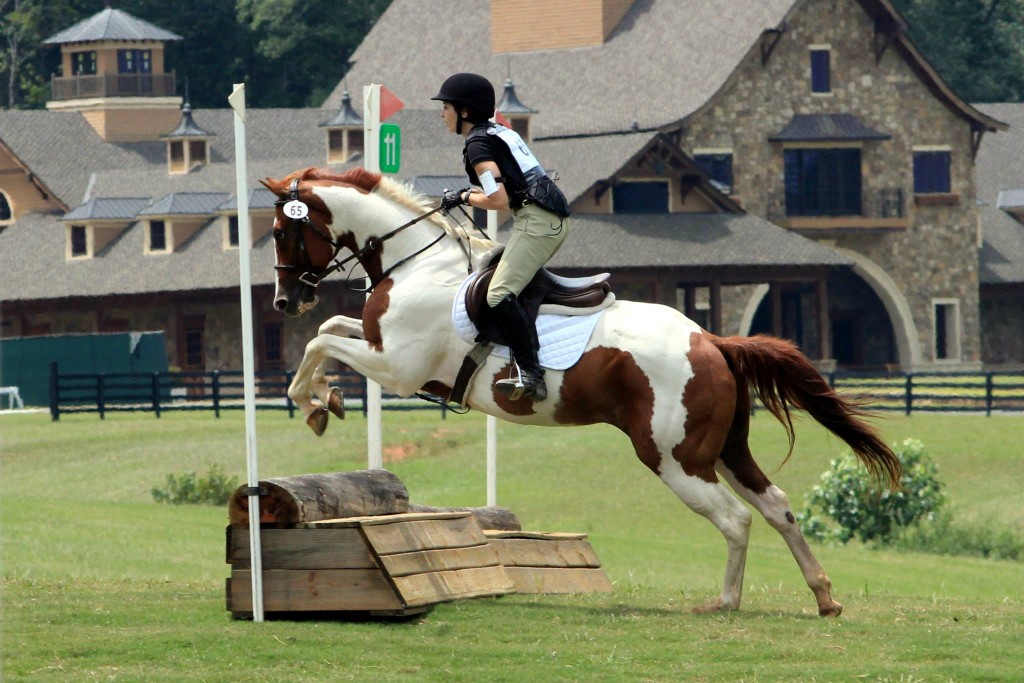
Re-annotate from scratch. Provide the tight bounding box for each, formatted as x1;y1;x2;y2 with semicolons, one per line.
163;104;214;138
43;8;182;44
768;114;891;142
62;197;152;221
975;103;1024;285
138;192;231;216
542;213;853;270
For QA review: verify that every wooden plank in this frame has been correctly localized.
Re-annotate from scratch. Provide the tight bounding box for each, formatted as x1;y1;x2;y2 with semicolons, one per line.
377;543;500;578
302;511;468;529
503;566;614;594
391;565;514;607
227;527;377;570
362;515;486;555
488;537;601;569
229;569;403;612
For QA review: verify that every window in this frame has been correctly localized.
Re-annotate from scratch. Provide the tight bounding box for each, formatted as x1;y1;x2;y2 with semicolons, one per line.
182;316;205;368
933;300;960;361
784;147;861;216
71;51;96;75
264;323;284;366
613;181;669;214
810;48;831;93
70;225;88;257
228;215;239;246
117;49;152;74
914;150;951;194
149;220;167;251
189;140;207;164
694;152;733;194
328;130;343;153
0;192;11;221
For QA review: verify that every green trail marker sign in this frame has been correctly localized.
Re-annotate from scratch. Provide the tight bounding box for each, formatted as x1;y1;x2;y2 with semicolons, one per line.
379;123;401;174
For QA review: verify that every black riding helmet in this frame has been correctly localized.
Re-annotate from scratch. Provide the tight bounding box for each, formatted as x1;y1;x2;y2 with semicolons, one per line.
432;73;495;133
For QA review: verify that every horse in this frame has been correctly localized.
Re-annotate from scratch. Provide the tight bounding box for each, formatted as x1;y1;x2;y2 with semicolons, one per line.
261;166;902;617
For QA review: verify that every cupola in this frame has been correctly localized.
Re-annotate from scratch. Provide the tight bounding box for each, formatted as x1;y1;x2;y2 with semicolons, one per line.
320;88;364;164
496;78;537;142
162;101;214;174
42;7;182;142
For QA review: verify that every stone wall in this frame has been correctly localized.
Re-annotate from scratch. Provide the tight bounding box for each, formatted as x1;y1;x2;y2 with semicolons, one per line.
682;0;983;369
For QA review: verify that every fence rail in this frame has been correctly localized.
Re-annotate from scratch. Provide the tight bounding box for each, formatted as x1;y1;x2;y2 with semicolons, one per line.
47;365;1024;420
48;363;447;421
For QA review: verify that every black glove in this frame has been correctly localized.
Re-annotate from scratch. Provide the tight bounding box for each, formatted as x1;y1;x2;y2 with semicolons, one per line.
440;187;470;212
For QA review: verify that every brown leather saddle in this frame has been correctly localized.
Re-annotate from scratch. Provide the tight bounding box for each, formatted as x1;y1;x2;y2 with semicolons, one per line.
465;260;613;346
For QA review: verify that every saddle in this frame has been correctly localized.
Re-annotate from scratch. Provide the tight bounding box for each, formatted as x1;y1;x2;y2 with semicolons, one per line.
465;254;614;346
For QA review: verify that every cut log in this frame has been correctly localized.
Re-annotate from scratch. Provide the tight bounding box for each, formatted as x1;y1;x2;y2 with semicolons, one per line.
228;469;409;526
408;504;521;531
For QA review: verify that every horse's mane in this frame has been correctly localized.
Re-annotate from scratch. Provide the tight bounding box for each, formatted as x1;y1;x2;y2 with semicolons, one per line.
286;166;495;253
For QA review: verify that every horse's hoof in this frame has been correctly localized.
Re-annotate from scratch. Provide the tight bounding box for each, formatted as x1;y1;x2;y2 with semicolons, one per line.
306;406;329;436
327;388;345;420
691;599;736;614
819;602;843;618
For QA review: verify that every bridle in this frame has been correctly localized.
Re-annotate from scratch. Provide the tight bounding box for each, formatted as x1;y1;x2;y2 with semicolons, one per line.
273;178;471;293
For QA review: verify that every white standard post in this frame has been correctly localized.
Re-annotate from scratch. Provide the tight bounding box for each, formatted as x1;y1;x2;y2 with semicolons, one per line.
228;82;263;622
486;209;499;506
363;84;384;470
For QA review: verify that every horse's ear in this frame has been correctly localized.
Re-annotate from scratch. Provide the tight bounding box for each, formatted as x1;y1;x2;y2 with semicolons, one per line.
260;177;281;195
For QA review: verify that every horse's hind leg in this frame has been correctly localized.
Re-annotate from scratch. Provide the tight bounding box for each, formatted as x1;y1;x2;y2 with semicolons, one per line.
716;448;842;617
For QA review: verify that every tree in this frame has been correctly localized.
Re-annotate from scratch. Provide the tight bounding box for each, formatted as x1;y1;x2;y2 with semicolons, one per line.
236;0;392;107
892;0;1024;102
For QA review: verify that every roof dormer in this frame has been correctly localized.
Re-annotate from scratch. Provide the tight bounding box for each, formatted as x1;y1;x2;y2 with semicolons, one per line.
496;78;537;143
60;196;151;260
137;192;228;254
162;102;214;174
42;8;182;141
320;88;364;164
215;188;277;248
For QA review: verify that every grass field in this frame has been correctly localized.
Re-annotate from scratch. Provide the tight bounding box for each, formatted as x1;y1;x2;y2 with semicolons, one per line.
2;409;1022;682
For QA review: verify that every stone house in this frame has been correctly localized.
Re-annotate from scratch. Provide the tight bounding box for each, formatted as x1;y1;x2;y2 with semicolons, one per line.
1;0;1022;400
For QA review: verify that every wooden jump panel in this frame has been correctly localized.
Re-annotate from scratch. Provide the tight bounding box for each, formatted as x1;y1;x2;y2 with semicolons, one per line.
484;530;613;594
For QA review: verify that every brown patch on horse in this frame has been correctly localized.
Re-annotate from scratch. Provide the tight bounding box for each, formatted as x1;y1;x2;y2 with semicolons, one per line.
554;347;663;473
670;331;737;484
362;278;392;352
281;166;383;195
489;363;537;415
420;380;453;398
714;357;773;494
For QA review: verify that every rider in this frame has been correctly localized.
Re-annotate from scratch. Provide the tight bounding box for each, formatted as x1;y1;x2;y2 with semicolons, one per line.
432;72;571;401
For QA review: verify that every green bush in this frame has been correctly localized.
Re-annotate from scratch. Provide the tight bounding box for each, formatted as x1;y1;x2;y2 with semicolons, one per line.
798;438;945;545
151;464;239;506
890;512;1024;561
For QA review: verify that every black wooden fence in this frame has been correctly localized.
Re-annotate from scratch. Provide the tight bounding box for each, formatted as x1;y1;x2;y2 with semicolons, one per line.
47;363;1024;420
48;362;447;420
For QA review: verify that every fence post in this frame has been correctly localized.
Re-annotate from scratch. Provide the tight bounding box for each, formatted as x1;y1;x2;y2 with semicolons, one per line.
904;373;913;415
50;361;60;421
97;374;106;419
212;371;221;418
152;373;161;418
985;372;994;416
361;375;369;418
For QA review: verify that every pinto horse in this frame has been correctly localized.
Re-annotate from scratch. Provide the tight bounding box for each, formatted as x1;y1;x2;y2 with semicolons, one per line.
262;166;901;617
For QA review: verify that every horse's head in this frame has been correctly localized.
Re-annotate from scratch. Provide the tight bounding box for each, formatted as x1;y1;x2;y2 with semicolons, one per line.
261;169;351;317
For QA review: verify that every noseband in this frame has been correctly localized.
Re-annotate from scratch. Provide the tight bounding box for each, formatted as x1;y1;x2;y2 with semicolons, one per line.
273;178;469;293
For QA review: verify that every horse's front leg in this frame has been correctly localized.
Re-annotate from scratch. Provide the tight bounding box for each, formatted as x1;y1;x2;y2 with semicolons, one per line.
307;316;367;426
288;334;402;436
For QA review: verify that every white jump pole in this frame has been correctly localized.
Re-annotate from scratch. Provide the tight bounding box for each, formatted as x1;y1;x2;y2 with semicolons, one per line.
228;82;264;622
363;84;384;470
486;210;499;506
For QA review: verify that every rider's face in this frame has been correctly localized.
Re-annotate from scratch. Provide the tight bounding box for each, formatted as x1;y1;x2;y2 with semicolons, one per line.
440;101;461;134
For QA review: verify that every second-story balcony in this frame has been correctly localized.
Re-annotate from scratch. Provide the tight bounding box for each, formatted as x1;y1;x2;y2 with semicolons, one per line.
50;70;177;101
767;187;909;233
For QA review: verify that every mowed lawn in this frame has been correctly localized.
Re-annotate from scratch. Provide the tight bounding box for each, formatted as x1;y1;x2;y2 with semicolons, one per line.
1;408;1021;682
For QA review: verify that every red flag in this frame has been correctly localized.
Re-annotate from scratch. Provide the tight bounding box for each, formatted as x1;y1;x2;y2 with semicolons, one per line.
494;110;511;128
379;85;404;122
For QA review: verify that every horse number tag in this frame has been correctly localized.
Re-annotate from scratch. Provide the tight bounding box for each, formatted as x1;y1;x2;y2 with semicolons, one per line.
283;199;309;219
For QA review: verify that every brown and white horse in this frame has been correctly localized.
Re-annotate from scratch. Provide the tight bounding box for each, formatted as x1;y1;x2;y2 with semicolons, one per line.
262;167;901;617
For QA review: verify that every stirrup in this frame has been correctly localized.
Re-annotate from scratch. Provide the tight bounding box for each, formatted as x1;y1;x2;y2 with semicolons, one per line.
494;362;546;401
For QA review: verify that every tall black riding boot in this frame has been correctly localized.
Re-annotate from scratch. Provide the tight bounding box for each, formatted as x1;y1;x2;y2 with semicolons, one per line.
491;294;547;401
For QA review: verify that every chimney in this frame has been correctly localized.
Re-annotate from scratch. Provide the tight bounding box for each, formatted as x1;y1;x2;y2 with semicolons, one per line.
491;0;637;53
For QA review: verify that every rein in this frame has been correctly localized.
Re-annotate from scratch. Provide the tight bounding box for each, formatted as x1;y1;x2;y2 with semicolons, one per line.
275;179;472;292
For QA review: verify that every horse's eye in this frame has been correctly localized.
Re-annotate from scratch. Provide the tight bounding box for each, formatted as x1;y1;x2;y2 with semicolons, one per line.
273;230;285;242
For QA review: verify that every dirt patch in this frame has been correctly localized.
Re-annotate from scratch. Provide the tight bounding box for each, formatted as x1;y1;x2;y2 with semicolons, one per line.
383;442;417;462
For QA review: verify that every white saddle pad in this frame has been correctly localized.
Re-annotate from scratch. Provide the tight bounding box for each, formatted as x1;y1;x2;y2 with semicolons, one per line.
452;272;605;371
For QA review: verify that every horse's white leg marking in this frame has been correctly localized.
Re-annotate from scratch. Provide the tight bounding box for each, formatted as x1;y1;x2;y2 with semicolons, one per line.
716;464;842;616
317;315;365;340
660;462;753;612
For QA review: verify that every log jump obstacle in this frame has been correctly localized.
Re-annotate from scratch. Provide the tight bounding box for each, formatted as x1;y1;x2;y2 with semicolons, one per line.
225;470;611;618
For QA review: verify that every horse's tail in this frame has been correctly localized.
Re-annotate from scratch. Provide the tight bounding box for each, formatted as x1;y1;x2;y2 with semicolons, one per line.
708;333;902;488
